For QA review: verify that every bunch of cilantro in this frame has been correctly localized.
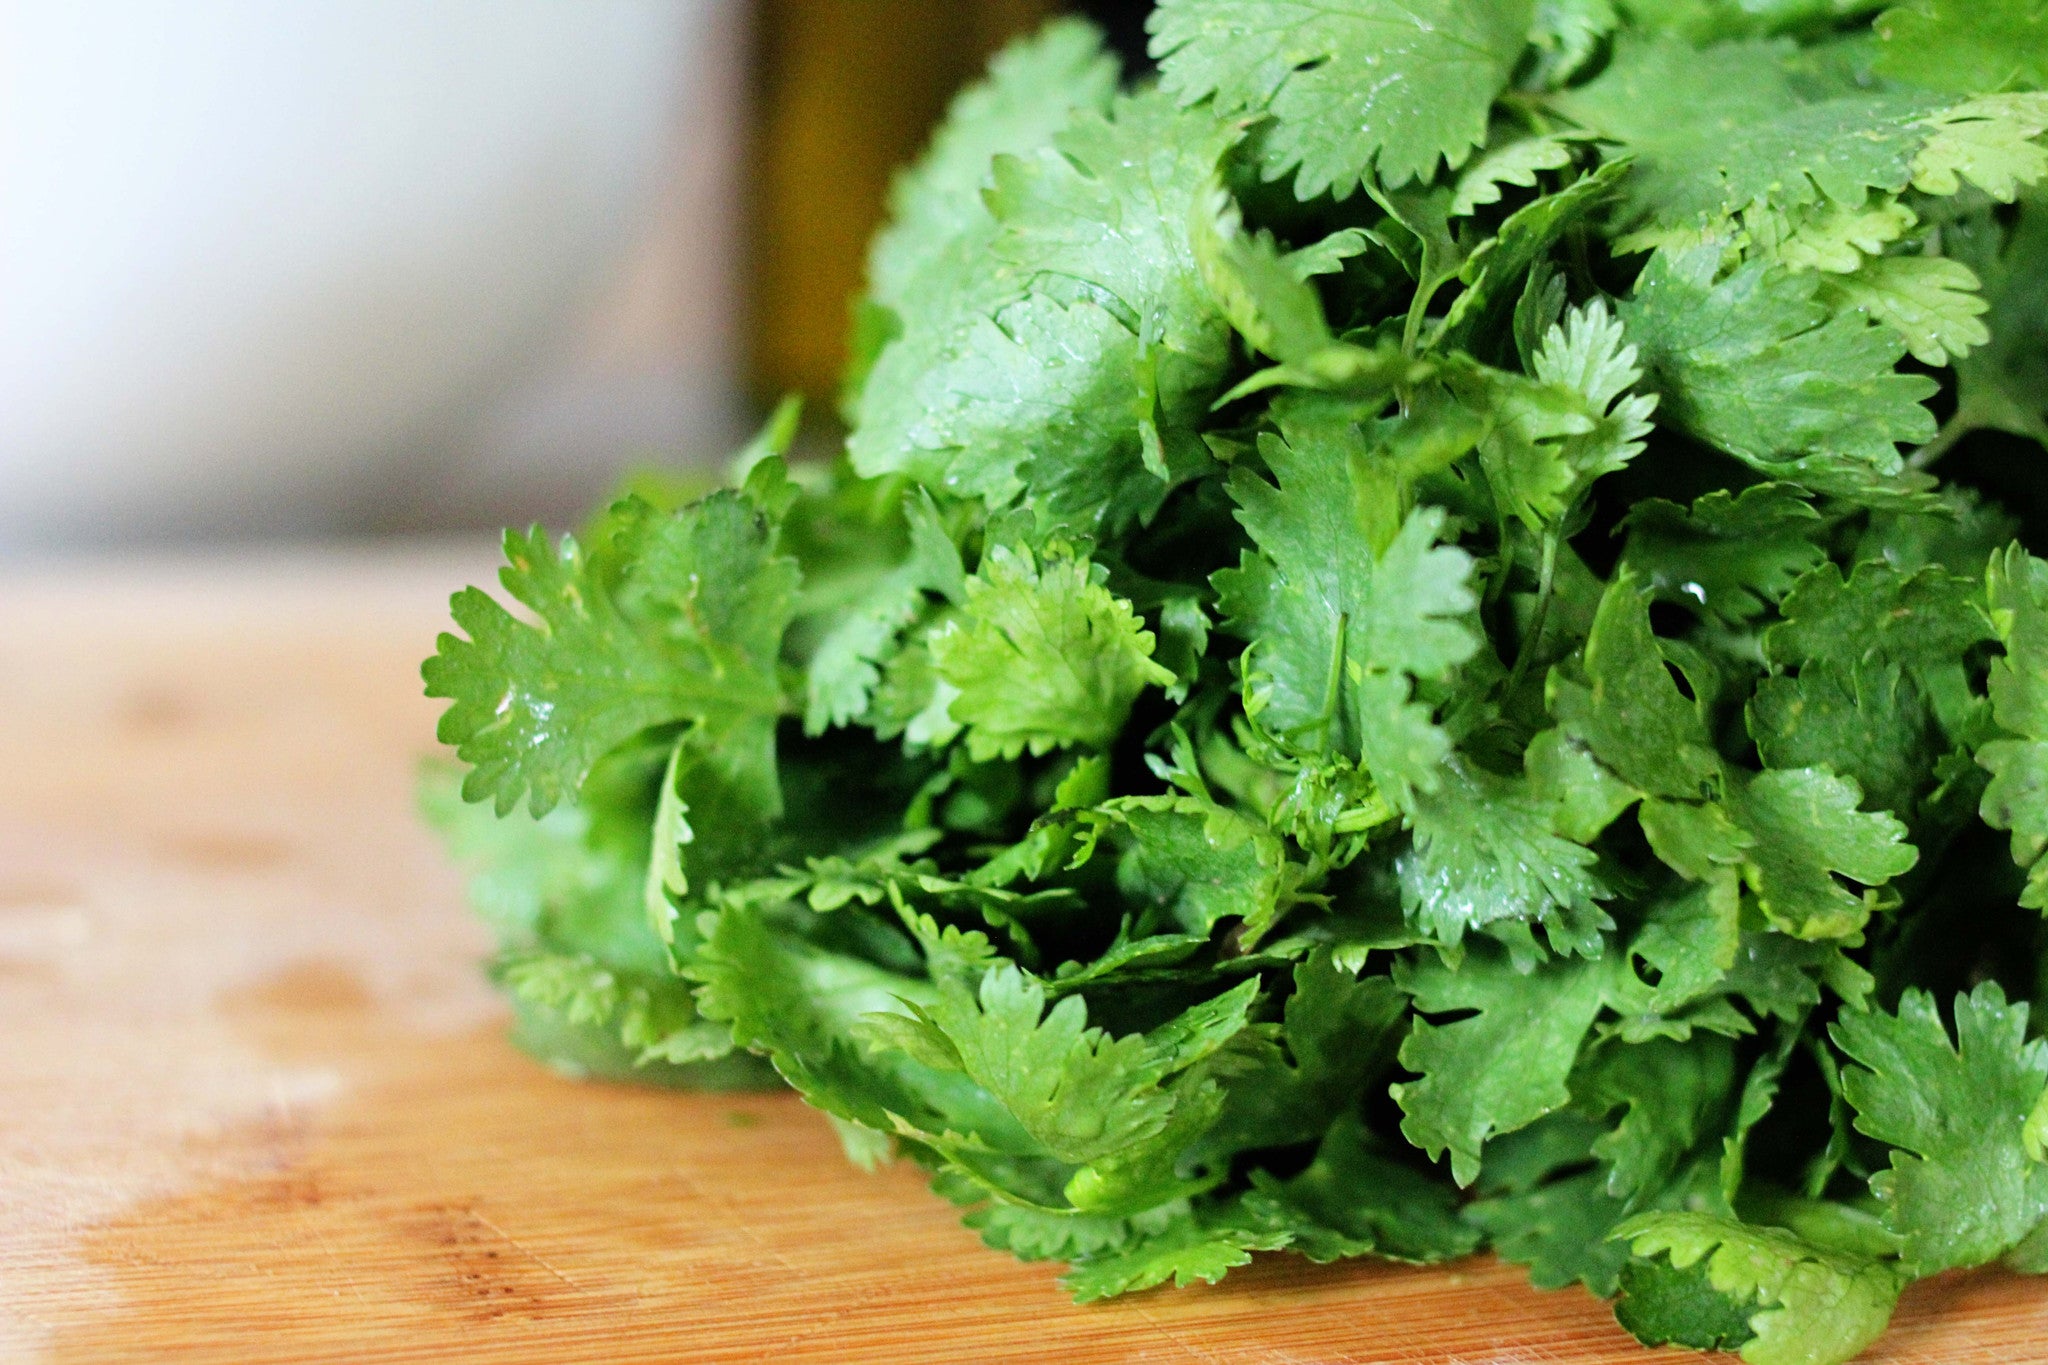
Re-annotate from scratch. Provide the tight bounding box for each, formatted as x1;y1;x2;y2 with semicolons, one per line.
422;3;2048;1360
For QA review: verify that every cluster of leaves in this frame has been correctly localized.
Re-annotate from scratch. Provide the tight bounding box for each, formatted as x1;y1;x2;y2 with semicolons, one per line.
424;6;2048;1362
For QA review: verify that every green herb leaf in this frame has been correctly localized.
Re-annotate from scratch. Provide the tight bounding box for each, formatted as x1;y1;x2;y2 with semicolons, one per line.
1216;418;1480;803
933;542;1174;760
1613;1212;1902;1365
1394;947;1616;1186
425;490;797;816
1621;246;1938;480
1833;982;2048;1273
1149;0;1534;195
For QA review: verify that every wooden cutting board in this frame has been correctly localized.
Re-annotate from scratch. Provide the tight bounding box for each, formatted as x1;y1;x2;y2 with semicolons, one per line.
3;547;2044;1365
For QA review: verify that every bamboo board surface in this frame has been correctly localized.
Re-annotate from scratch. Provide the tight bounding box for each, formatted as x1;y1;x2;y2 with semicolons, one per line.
3;546;2045;1364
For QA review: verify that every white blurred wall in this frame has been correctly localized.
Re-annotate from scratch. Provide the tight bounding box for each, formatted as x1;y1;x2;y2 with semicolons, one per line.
0;0;744;551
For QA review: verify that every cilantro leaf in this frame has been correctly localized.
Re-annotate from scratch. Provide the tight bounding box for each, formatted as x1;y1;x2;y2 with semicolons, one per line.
1612;1212;1903;1365
1819;255;1990;367
1752;194;1919;275
1439;159;1634;351
1748;660;1942;819
1577;1035;1739;1201
1620;246;1938;479
931;542;1174;761
1204;950;1411;1153
688;905;947;1138
1192;178;1334;366
1525;727;1640;844
1061;1211;1290;1302
1394;947;1616;1185
1527;299;1659;480
1462;1113;1640;1294
1561;36;2047;249
1470;300;1657;530
1621;484;1828;626
850;89;1239;526
1980;544;2048;906
495;948;732;1068
420;765;623;941
865;18;1117;314
885;965;1261;1170
1875;0;2048;94
1549;571;1721;800
1148;0;1535;195
800;492;965;735
1216;418;1480;803
1910;94;2048;203
1727;767;1919;940
1767;559;1993;678
1614;1253;1758;1353
1832;982;2048;1274
1098;794;1298;943
1472;1166;1637;1293
1451;133;1582;217
1613;879;1741;1035
1559;35;1942;230
1399;760;1612;958
425;491;797;817
1243;1113;1479;1263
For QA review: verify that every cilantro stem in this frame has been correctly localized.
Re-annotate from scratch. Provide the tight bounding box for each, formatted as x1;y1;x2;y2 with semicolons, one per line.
1496;90;1557;136
1331;789;1396;834
1906;412;1977;472
1503;527;1561;702
1317;612;1350;752
1274;612;1349;750
1402;282;1438;358
1566;224;1597;298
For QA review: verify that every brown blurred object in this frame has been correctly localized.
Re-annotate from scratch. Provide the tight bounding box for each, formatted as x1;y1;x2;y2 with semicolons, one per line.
745;0;1060;410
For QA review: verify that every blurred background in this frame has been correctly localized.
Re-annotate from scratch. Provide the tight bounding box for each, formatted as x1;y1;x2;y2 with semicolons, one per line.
0;0;1154;554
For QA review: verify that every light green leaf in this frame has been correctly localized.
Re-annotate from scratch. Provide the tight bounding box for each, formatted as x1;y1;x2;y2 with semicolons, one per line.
1910;94;2048;201
1820;255;1989;366
1061;1212;1290;1301
933;542;1173;761
1451;133;1581;216
1399;761;1611;957
850;89;1238;528
1727;767;1919;941
1876;1;2048;95
1979;544;2048;907
1215;417;1480;803
425;491;797;817
1613;1212;1902;1365
913;963;1253;1165
1191;178;1332;365
1752;195;1918;274
867;18;1118;312
1832;982;2048;1274
1148;0;1535;195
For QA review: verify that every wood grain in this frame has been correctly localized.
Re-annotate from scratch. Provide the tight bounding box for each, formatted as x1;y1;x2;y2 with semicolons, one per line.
2;548;2044;1364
